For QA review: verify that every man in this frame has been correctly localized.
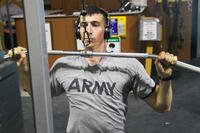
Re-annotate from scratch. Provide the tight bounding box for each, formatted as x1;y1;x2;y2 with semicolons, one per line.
50;6;177;133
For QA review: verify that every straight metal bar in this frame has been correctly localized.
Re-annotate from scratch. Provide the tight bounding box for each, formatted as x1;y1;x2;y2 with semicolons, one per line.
48;50;200;74
23;0;54;133
48;50;158;58
197;0;200;57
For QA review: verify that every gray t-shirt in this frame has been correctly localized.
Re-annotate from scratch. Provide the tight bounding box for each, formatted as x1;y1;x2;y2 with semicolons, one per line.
50;56;155;133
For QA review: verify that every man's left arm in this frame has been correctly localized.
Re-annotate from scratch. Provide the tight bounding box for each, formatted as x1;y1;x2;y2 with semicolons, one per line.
145;51;177;112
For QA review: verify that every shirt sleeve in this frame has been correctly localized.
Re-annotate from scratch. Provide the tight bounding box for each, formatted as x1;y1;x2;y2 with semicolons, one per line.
129;59;156;99
49;62;65;97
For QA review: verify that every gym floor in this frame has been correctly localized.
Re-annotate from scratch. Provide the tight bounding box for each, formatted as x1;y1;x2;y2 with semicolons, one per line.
21;58;200;133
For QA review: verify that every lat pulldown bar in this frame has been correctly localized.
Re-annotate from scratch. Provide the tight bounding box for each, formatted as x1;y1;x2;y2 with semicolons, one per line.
48;50;200;74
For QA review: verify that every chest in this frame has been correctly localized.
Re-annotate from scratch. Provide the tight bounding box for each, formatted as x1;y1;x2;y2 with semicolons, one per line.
57;67;131;97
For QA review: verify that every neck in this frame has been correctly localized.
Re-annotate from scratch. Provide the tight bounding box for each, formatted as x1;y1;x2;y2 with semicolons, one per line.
86;41;107;66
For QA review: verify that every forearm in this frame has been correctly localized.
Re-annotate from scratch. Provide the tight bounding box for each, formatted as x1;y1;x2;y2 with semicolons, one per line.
156;80;173;111
145;80;173;112
150;51;177;112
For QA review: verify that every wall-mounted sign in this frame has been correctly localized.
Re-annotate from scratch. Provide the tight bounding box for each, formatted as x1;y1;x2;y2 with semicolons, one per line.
106;37;121;53
139;16;161;41
110;16;126;37
76;37;121;53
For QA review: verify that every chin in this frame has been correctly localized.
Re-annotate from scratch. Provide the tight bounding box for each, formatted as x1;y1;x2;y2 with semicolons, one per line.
86;43;94;47
85;45;93;50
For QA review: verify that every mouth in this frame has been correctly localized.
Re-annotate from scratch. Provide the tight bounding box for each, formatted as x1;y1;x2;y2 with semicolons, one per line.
84;38;94;44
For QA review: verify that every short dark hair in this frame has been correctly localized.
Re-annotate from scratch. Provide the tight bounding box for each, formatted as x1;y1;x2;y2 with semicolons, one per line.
82;6;109;25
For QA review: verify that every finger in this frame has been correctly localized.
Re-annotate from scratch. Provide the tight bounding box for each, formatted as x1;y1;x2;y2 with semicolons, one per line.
20;52;26;58
7;50;12;57
164;68;173;77
165;53;177;66
171;55;177;65
158;51;165;60
155;59;165;75
155;63;173;77
18;46;27;53
165;53;173;64
155;52;174;77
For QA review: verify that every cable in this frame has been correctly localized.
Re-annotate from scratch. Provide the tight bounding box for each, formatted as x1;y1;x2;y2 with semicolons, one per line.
80;0;90;52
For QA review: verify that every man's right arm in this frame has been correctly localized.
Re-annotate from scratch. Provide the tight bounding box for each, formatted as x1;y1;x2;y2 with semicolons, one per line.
6;46;65;97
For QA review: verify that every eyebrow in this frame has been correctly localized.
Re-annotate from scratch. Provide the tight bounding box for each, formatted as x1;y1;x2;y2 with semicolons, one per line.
80;20;100;23
80;21;100;26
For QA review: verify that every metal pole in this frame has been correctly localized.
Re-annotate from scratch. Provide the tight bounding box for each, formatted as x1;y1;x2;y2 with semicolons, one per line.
23;0;54;133
197;0;200;57
48;50;200;74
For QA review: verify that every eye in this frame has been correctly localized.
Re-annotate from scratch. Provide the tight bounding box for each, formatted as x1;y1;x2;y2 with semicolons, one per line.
91;21;100;27
80;22;88;27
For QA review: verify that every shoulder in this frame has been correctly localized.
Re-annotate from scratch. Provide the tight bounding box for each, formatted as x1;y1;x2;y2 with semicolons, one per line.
53;56;78;65
120;58;145;73
106;57;143;68
50;56;85;70
55;56;77;63
102;57;144;73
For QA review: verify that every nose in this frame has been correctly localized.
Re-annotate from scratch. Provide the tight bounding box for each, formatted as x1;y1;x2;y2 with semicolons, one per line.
86;23;92;33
